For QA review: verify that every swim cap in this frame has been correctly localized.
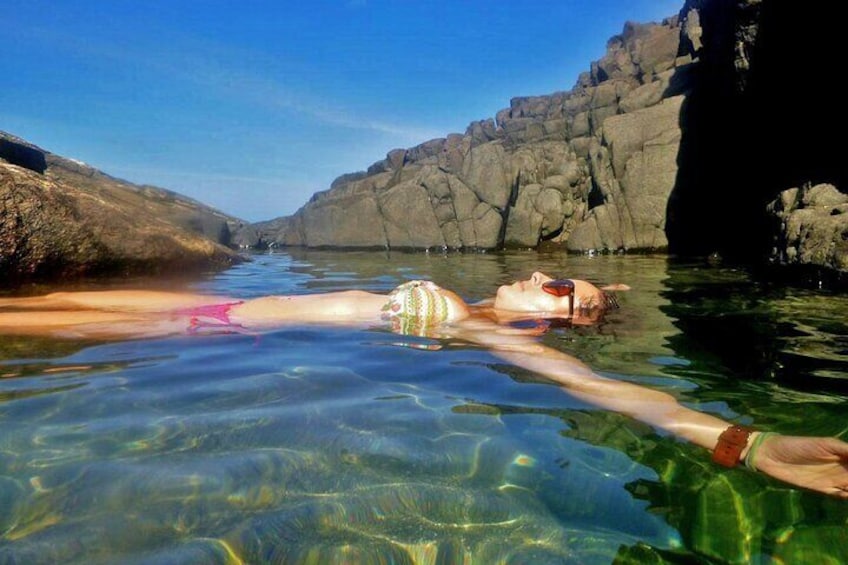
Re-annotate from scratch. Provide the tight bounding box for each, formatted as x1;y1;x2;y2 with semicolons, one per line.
381;280;459;336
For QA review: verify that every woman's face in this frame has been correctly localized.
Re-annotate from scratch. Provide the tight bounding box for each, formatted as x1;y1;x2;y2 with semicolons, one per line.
494;272;571;313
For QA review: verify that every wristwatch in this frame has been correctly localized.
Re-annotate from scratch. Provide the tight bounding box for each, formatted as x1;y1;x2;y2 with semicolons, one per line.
712;424;755;467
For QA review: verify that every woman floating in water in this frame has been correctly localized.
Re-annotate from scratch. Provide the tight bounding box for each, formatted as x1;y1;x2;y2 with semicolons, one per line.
2;272;847;498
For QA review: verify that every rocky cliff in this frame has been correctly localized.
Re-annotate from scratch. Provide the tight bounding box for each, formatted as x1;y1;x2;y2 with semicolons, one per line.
253;0;846;275
258;16;690;253
5;0;843;281
1;131;245;285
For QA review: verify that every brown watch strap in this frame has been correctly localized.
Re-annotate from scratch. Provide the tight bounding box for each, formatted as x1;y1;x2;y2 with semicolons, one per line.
712;425;755;467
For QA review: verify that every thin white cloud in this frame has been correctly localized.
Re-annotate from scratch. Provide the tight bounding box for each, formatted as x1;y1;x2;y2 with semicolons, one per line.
16;23;441;145
182;61;442;143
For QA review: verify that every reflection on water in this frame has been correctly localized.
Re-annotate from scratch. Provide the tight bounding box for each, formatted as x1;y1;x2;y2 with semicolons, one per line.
1;251;847;563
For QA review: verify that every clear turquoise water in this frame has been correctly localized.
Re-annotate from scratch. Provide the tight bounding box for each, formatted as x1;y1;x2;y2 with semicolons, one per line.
1;251;847;564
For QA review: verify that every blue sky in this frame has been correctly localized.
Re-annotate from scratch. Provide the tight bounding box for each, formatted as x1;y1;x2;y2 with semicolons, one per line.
2;0;683;222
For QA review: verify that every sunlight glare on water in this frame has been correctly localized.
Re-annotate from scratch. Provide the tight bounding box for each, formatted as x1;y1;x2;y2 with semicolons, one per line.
1;250;847;564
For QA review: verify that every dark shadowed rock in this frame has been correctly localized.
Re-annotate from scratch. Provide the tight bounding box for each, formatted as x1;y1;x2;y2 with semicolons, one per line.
669;0;846;274
1;132;244;285
0;133;47;174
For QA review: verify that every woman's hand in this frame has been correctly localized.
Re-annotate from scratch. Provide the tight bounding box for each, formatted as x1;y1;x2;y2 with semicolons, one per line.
752;435;848;498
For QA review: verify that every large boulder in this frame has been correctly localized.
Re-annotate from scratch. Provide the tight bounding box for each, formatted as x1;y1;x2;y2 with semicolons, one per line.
1;132;243;284
767;184;848;272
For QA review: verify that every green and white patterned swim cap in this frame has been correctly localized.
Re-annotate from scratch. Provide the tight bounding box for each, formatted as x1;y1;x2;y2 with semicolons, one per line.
381;280;461;336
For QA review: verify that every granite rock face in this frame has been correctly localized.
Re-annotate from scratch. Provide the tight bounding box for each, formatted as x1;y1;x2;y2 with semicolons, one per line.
261;18;689;252
1;132;244;284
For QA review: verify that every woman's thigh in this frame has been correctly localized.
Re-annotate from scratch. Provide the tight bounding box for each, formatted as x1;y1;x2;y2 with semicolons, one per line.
1;291;228;312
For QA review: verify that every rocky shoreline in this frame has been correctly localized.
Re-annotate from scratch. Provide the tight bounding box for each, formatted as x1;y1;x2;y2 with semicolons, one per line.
2;0;845;285
245;0;845;278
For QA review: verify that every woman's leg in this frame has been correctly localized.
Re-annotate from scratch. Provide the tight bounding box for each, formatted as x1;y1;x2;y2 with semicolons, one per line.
0;290;231;312
0;310;138;327
0;309;184;339
0;295;64;309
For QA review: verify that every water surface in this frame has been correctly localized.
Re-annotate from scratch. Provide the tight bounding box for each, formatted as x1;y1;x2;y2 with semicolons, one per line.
2;251;847;564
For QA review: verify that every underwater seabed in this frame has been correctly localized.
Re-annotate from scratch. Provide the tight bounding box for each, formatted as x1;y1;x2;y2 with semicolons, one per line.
1;251;847;563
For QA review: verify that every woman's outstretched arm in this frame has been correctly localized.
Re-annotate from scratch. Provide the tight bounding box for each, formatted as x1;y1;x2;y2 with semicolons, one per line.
454;320;848;498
